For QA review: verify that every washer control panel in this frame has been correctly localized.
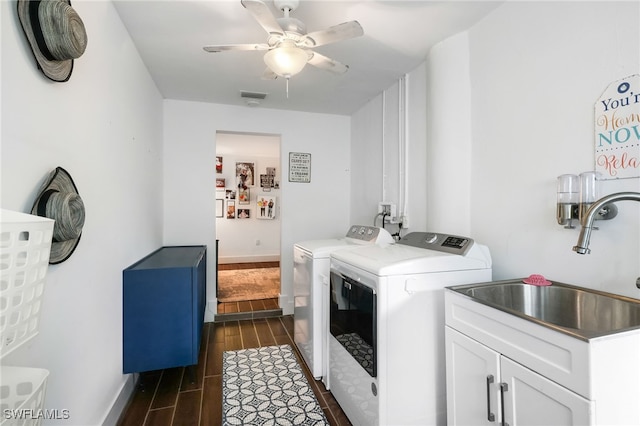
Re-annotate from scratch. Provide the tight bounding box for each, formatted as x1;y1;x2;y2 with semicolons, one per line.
397;232;474;255
345;225;394;244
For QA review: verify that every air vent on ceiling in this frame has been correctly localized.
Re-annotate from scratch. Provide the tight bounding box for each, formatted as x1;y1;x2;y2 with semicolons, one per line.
240;91;267;100
240;90;267;107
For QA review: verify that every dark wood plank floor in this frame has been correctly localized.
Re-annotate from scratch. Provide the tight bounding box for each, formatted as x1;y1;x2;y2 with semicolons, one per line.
216;297;279;314
117;315;352;426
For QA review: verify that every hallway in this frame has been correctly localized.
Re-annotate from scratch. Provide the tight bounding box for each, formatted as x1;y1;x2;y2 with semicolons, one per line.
216;262;281;322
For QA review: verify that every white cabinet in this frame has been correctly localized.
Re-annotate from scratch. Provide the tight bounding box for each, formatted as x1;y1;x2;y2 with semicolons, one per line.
446;327;593;426
445;289;640;426
445;327;500;426
501;355;592;426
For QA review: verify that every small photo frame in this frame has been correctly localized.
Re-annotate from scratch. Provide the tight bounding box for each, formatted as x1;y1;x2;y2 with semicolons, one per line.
216;156;223;174
238;188;250;205
216;178;225;188
237;209;251;219
226;200;236;219
225;190;236;200
236;162;255;188
257;196;276;219
260;174;274;190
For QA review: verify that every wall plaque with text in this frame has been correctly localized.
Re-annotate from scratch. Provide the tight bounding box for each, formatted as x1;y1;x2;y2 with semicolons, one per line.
288;152;311;183
594;74;640;179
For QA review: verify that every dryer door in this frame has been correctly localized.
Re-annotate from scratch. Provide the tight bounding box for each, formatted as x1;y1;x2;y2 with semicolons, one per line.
329;270;377;377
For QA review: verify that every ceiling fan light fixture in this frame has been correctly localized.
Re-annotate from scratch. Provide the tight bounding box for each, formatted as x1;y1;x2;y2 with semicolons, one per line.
263;42;308;78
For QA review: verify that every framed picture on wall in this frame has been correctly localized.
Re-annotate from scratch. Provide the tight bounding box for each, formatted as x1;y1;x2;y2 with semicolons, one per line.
216;156;223;174
237;209;251;219
215;199;224;218
289;152;311;183
226;200;236;219
216;178;225;188
238;188;250;205
260;167;277;191
257;196;276;219
260;174;274;191
236;162;255;189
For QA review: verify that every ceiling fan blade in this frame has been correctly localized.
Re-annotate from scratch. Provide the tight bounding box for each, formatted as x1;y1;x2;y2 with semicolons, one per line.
303;21;364;47
308;52;349;74
241;0;283;36
203;44;269;53
261;67;278;80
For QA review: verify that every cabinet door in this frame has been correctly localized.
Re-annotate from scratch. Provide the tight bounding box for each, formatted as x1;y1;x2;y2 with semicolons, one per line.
445;327;501;426
501;357;593;426
123;268;193;373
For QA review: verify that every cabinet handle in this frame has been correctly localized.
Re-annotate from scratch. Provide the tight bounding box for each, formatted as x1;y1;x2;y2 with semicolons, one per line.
486;375;495;422
500;382;509;426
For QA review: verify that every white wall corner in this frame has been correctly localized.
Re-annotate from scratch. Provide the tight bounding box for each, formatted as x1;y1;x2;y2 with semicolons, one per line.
280;293;294;316
101;374;137;426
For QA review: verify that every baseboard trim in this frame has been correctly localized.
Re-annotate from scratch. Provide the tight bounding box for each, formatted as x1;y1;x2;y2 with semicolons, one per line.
102;374;137;426
219;254;280;264
214;308;283;322
280;293;294;316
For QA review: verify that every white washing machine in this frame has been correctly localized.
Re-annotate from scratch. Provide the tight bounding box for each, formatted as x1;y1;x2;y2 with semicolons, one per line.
328;232;492;425
293;225;394;384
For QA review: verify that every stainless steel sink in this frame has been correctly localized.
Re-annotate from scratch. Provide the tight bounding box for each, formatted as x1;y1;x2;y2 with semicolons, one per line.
448;279;640;340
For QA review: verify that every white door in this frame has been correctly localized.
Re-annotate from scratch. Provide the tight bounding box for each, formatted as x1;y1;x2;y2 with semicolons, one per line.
501;356;594;426
445;327;501;426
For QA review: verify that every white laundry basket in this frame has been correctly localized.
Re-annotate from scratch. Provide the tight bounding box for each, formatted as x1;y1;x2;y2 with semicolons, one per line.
0;366;50;426
0;209;53;426
0;209;53;357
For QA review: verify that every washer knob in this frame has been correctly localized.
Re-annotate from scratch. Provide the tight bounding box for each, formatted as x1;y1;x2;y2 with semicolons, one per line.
425;233;438;244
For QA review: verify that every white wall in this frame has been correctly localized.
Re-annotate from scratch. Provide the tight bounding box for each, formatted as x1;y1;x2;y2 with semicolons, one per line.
425;32;473;235
353;1;639;300
435;1;640;298
350;64;428;234
1;1;163;425
162;100;351;317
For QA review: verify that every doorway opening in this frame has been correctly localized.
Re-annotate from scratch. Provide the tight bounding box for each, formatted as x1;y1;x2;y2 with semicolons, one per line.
214;131;282;320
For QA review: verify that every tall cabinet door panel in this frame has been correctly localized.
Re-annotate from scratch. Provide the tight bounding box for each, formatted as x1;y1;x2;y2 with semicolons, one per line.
501;357;593;426
123;245;206;374
124;268;193;373
445;327;501;426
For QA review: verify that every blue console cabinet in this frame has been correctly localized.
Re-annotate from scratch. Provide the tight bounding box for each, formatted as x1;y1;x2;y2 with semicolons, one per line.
123;245;206;374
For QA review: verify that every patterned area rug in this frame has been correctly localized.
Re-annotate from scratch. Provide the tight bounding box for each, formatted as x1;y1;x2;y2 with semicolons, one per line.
218;267;280;302
222;345;329;425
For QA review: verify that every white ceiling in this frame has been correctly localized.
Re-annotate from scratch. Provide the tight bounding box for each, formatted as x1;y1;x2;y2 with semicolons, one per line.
113;0;503;116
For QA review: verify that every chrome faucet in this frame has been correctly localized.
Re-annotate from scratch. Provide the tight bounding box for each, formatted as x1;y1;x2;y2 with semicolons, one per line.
573;192;640;254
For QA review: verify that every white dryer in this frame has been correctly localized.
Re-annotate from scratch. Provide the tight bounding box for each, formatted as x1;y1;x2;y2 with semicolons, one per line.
293;225;394;384
328;232;492;425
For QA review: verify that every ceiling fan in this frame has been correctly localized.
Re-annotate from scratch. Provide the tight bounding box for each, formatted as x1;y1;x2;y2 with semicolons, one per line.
203;0;364;81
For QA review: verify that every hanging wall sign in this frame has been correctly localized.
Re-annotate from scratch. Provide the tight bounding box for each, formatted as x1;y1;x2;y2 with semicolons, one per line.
289;152;311;183
594;74;640;179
